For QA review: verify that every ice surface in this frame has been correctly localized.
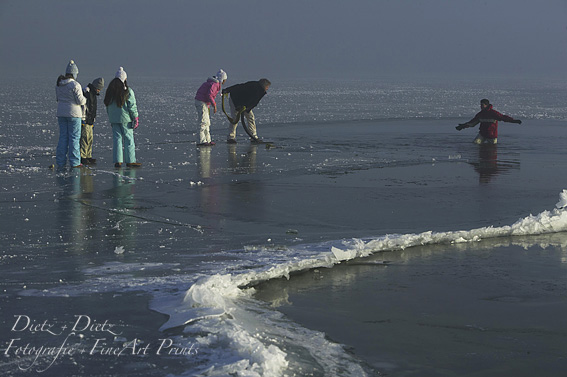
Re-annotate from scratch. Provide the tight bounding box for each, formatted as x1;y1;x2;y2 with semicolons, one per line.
153;193;567;376
2;77;567;376
556;189;567;209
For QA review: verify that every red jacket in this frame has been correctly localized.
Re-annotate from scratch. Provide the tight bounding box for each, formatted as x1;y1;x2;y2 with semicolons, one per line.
465;105;517;139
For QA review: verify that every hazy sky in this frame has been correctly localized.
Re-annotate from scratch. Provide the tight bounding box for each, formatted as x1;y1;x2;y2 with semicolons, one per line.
1;0;566;80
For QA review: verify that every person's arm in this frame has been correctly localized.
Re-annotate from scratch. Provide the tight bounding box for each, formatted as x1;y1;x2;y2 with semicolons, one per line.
209;82;221;113
456;111;481;130
73;82;87;106
127;88;139;128
127;89;138;118
456;119;479;130
495;110;522;124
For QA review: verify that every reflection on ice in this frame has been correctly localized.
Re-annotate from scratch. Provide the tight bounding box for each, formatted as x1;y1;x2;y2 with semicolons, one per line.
3;77;567;376
468;144;520;184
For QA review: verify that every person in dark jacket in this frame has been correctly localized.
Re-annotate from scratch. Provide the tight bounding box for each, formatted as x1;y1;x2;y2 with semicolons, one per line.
81;78;104;164
222;78;271;143
456;99;522;144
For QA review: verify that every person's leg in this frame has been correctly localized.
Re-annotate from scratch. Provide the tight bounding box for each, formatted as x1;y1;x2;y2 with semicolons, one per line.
204;113;212;143
68;118;82;167
112;123;124;164
56;117;69;167
81;123;94;159
122;123;137;163
80;123;88;159
243;110;258;139
196;100;211;144
227;97;238;141
473;133;485;144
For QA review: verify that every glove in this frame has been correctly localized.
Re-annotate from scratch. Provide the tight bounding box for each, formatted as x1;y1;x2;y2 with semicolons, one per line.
133;117;139;129
513;119;522;124
456;123;467;131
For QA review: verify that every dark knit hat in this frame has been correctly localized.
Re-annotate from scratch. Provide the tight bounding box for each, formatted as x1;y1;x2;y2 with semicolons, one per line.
92;77;105;91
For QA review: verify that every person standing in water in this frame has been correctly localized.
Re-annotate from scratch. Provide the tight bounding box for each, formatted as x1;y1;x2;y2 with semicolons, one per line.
55;60;87;168
456;99;522;144
195;69;227;146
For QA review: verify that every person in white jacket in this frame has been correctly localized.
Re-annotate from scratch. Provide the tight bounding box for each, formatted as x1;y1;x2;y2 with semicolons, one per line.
55;60;86;167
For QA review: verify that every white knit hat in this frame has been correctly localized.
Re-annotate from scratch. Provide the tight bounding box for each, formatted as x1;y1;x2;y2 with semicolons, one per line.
66;60;79;79
216;69;227;82
115;67;127;82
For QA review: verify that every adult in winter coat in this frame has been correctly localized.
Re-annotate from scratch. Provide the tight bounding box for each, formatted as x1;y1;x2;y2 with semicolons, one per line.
222;78;271;143
195;69;227;146
456;99;522;144
81;77;105;164
55;60;87;168
104;67;140;168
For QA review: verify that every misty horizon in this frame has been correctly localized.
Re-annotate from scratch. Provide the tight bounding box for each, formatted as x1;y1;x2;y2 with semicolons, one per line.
1;0;566;81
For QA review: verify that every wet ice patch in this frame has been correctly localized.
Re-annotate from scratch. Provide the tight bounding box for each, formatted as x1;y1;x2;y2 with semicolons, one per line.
83;261;180;276
2;164;43;174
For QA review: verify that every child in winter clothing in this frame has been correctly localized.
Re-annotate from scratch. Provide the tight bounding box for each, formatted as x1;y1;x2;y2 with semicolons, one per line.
222;78;271;143
81;77;104;164
195;69;227;146
104;67;140;168
55;60;87;168
457;99;522;144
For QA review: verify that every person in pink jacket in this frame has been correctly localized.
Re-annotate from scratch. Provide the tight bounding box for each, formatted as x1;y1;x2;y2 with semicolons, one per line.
194;69;227;146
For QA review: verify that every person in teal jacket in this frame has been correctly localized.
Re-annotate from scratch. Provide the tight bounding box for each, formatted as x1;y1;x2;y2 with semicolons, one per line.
104;67;141;168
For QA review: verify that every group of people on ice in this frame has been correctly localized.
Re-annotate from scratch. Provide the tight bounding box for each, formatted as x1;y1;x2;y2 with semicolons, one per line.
55;59;520;169
194;69;271;146
55;61;271;169
55;61;141;168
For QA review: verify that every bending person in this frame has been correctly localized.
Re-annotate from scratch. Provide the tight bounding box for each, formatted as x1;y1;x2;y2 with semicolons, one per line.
195;69;227;146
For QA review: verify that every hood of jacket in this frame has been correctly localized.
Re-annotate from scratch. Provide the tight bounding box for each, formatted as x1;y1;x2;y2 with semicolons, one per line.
86;83;100;95
56;77;86;118
57;77;75;87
